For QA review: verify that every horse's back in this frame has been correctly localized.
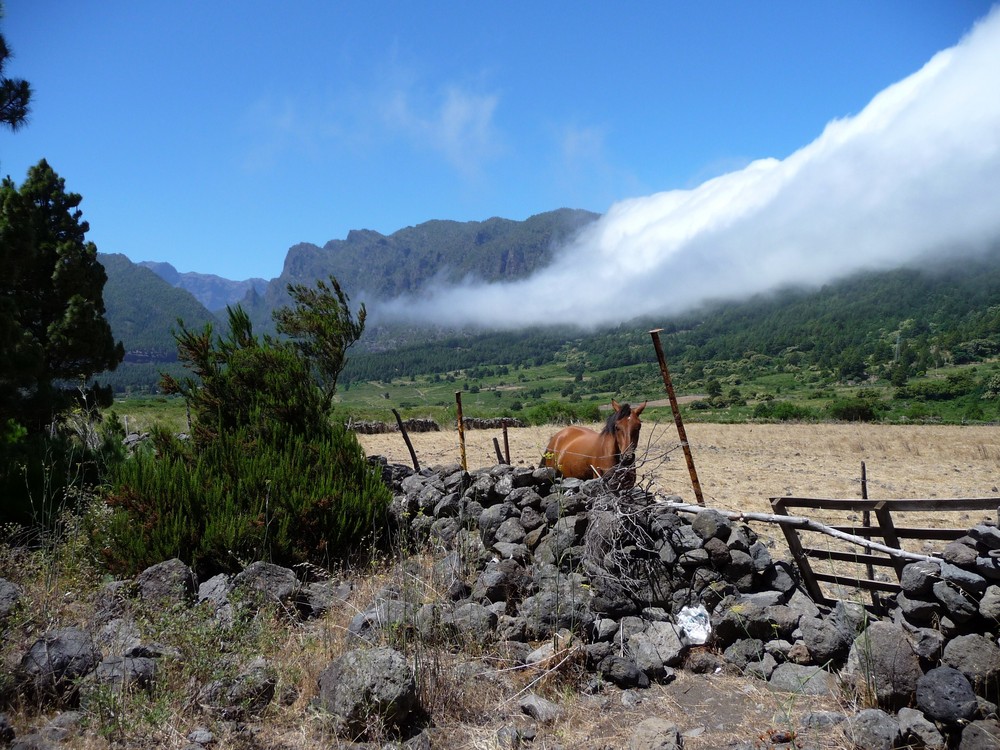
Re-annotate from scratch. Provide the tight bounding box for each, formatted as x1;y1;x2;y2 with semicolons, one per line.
542;425;605;479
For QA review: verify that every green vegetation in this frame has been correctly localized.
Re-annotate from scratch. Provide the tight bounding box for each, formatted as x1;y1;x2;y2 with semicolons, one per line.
309;250;1000;426
99;252;218;359
0;22;31;131
104;422;389;577
0;160;124;434
105;281;390;576
0;160;125;526
273;275;366;407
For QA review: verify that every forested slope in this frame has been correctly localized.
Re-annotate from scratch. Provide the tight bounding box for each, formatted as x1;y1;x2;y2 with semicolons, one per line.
100;253;218;360
342;246;1000;386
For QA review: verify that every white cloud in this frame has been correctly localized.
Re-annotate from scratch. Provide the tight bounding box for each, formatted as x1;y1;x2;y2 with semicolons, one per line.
380;7;1000;329
382;85;502;176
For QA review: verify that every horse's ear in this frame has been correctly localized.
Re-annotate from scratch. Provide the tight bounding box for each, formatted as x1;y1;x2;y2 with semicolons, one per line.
611;399;621;412
634;401;647;415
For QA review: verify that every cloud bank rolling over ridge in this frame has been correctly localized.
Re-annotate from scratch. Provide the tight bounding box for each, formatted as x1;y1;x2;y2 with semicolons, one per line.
380;7;1000;330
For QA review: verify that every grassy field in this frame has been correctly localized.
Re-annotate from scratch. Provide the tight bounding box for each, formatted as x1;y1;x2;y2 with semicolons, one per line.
110;355;1000;437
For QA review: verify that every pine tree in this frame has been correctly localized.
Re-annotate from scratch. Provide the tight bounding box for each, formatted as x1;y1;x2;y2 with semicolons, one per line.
0;24;31;130
0;160;123;433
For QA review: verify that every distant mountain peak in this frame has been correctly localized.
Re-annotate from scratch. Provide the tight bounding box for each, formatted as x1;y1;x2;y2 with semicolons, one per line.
139;261;269;312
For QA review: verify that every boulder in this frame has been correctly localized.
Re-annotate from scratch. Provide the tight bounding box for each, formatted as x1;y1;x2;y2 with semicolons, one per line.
900;560;941;597
844;621;922;709
767;663;840;697
316;647;419;739
843;708;900;750
628;717;681;750
519;693;564;723
232;561;300;607
959;719;1000;750
136;558;197;607
931;581;977;622
597;655;650;689
0;578;21;621
628;621;686;678
943;633;1000;695
916;666;978;725
896;707;946;750
198;657;277;720
519;575;593;639
19;627;101;704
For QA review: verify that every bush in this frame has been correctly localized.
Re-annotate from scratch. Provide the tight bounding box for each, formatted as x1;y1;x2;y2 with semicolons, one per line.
827;398;883;422
104;422;391;577
0;410;126;528
894;372;976;402
751;400;816;422
525;400;601;426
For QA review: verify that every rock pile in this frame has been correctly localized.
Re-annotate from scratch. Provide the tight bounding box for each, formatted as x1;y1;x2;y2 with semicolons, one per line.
4;455;1000;748
348;417;526;435
375;456;1000;748
348;418;440;434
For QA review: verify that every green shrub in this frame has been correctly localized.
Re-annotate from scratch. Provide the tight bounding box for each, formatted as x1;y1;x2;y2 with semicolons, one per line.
525;400;601;426
103;422;391;577
827;398;884;422
0;410;126;528
894;371;976;402
751;400;816;421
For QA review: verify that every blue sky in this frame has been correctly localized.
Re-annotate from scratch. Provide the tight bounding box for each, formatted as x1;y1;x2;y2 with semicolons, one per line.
1;2;995;299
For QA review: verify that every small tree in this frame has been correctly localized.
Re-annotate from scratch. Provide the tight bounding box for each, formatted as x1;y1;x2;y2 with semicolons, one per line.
160;306;327;446
113;278;388;575
0;162;125;526
273;275;365;408
705;378;723;398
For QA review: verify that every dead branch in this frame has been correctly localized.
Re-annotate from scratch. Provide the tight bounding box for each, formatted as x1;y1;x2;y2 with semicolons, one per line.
662;499;940;564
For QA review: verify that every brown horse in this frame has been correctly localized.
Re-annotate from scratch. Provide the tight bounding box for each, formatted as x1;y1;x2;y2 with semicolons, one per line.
541;400;646;488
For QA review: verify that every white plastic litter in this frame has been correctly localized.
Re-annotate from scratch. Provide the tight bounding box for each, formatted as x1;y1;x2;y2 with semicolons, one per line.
676;604;711;645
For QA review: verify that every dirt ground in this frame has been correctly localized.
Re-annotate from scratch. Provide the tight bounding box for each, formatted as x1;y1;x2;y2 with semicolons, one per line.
356;422;1000;748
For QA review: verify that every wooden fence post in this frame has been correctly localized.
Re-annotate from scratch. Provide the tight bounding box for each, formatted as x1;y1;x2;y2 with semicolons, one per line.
649;329;705;505
455;391;468;472
391;408;420;472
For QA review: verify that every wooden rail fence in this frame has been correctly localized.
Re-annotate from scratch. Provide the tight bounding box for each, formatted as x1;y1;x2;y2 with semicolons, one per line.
770;495;1000;606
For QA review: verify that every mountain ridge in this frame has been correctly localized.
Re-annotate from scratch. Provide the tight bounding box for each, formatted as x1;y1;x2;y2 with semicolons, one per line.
242;208;600;330
99;253;219;360
138;260;268;313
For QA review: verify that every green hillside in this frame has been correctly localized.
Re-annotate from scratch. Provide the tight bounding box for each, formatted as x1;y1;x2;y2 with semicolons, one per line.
333;247;1000;425
100;253;219;359
99;253;220;395
99;211;1000;423
343;248;1000;385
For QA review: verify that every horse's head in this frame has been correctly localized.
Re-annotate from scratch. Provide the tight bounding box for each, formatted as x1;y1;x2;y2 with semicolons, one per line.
608;399;646;463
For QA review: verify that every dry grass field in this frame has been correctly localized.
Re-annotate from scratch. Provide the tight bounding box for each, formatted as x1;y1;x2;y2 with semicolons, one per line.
358;420;1000;516
361;420;1000;597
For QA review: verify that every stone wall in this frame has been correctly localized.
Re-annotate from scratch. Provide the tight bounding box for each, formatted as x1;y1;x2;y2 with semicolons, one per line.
375;457;1000;748
4;457;1000;748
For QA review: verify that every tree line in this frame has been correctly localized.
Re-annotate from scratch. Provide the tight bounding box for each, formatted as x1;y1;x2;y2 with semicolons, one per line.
341;250;1000;391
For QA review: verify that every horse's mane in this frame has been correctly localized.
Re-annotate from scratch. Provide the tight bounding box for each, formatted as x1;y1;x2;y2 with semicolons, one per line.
601;402;632;435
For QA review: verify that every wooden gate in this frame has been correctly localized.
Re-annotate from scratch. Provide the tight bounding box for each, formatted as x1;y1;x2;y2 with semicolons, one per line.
769;495;1000;606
